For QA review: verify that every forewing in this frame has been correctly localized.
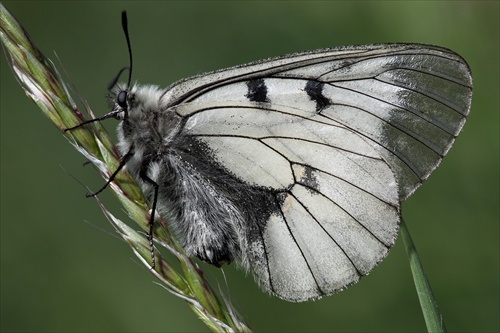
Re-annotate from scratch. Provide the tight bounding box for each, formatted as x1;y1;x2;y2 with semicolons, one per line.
166;44;472;301
166;43;472;199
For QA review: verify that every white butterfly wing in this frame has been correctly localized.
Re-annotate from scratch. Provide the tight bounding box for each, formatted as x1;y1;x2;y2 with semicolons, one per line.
166;44;472;198
164;44;472;301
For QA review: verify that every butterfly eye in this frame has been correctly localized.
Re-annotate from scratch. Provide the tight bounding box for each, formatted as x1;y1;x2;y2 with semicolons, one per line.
117;90;128;108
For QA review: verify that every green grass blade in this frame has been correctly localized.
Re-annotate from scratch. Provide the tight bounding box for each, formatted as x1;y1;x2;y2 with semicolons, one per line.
400;218;447;333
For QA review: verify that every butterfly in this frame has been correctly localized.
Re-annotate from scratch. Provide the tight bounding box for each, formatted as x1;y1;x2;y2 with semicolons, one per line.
67;11;472;302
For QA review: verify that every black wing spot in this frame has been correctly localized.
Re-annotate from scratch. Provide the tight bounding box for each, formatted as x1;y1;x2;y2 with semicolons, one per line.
246;78;269;103
305;80;330;112
297;165;320;193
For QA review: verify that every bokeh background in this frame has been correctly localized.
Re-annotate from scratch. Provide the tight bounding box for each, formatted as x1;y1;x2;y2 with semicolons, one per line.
1;1;498;332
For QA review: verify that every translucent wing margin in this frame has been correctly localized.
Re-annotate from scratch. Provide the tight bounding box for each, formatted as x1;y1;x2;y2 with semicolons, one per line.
163;44;472;301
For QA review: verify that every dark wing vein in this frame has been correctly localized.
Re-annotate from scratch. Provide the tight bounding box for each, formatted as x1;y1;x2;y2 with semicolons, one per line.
286;189;364;277
273;194;325;296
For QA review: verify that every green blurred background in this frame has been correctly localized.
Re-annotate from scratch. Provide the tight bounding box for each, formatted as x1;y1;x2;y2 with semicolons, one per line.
1;1;498;332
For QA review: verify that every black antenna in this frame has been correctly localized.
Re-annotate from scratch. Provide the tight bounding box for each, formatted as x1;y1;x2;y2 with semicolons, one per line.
121;11;133;89
67;11;134;132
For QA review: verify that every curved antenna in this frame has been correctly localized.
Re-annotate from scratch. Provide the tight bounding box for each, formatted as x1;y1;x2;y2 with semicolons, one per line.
121;10;133;88
107;66;129;90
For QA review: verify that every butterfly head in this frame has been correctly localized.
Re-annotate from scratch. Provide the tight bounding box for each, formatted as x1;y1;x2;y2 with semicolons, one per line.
108;83;165;119
107;81;131;120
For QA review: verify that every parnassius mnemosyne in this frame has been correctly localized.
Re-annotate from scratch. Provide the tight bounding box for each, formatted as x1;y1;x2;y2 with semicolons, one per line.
68;11;472;302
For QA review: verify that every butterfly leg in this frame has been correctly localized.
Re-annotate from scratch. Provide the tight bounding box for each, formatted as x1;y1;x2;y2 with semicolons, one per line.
86;150;133;197
138;165;159;270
